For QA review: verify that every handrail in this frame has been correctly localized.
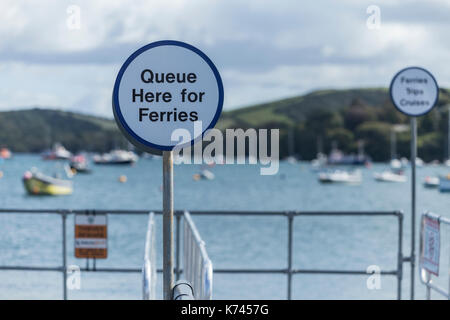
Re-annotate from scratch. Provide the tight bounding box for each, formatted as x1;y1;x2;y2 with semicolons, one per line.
183;211;213;300
0;208;403;300
419;212;450;300
0;208;401;216
142;212;156;300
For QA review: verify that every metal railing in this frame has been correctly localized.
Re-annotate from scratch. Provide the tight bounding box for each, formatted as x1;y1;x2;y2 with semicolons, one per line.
419;212;450;300
187;210;405;300
0;208;404;300
183;211;213;300
142;212;156;300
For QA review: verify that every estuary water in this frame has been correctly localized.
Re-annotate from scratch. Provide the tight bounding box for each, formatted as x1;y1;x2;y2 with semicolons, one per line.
0;154;449;299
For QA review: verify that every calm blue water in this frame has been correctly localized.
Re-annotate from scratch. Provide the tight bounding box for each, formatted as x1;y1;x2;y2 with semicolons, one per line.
0;154;448;299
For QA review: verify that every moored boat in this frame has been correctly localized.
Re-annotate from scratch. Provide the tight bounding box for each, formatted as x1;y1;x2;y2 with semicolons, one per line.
70;155;91;173
23;170;73;196
327;149;371;166
0;147;12;159
42;143;72;160
423;176;439;188
318;169;362;184
374;170;406;183
93;150;138;165
439;175;450;192
390;159;404;170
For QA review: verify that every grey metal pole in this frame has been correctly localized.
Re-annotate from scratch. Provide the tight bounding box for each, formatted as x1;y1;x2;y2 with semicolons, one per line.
287;214;293;300
397;212;403;300
163;151;174;300
410;118;417;300
447;105;450;161
176;214;181;281
62;212;67;300
448;246;450;300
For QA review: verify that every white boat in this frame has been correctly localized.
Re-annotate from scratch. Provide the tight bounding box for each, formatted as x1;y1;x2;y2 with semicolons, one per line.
390;159;404;170
42;143;72;160
285;156;298;164
423;176;439;188
401;157;409;167
318;170;362;184
415;157;424;167
374;171;406;183
311;153;327;171
200;169;215;180
94;150;138;165
391;157;423;168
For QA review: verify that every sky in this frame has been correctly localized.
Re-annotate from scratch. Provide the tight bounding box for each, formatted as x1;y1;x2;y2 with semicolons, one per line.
0;0;449;117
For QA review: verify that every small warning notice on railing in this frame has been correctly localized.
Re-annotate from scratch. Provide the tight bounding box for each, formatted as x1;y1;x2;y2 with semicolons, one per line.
420;215;440;276
75;214;107;259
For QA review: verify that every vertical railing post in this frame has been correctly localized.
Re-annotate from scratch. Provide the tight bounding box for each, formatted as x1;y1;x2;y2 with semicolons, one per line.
448;246;450;300
287;212;293;300
176;213;181;280
397;211;403;300
410;117;417;300
62;211;67;300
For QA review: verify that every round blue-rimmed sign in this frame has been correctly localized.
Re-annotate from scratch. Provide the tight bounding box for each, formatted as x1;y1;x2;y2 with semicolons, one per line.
389;66;439;117
113;40;224;153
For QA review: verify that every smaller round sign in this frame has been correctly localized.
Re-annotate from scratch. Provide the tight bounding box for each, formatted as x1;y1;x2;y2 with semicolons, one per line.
113;40;224;153
389;66;439;117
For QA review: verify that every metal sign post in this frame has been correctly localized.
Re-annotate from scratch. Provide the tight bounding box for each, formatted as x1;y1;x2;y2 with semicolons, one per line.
162;150;174;299
390;66;439;300
410;117;417;299
112;40;224;299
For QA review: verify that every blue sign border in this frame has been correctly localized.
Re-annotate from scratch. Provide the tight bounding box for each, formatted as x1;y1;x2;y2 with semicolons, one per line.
113;40;224;151
389;66;439;117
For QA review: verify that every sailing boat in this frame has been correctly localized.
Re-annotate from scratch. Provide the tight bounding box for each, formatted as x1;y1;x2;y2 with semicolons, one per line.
42;143;72;160
284;128;298;163
374;125;408;183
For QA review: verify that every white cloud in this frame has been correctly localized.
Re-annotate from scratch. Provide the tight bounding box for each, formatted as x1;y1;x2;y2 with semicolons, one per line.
0;0;448;116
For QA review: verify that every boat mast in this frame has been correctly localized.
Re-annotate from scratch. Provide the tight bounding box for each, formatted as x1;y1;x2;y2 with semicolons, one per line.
447;104;450;161
287;128;295;157
390;127;396;160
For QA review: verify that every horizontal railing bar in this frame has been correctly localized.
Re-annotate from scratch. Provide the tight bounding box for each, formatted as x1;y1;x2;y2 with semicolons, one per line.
291;211;402;217
0;265;399;276
213;269;397;276
0;209;402;217
292;269;398;276
0;209;66;214
422;212;450;225
0;266;62;272
213;269;287;274
81;267;141;273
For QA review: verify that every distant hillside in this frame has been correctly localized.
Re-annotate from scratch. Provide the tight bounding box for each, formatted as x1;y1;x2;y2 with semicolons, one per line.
219;87;450;161
218;88;449;129
0;108;127;153
1;87;450;161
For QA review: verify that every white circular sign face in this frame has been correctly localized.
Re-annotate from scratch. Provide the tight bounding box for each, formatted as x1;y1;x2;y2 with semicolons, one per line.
113;41;224;152
389;67;439;117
